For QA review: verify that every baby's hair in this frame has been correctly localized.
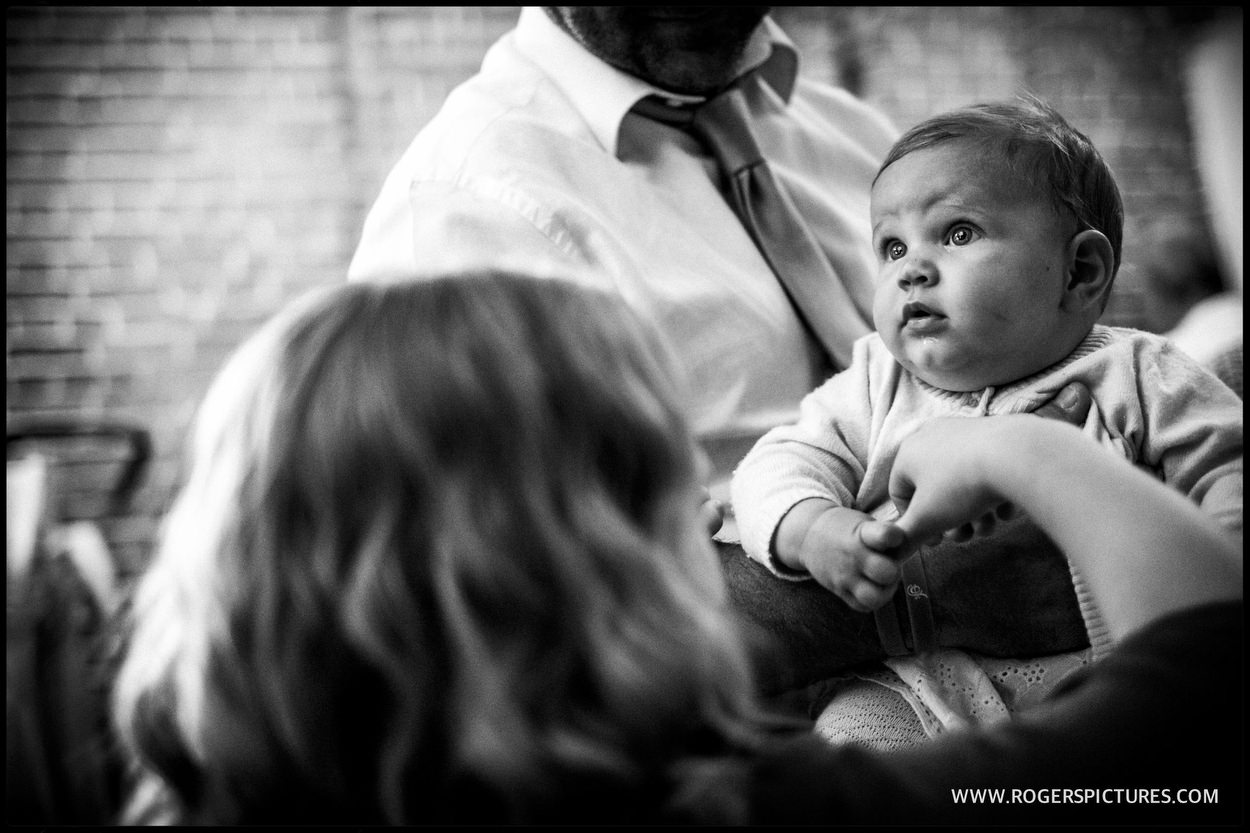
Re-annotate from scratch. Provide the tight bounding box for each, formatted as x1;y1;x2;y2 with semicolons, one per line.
112;273;773;824
876;94;1124;283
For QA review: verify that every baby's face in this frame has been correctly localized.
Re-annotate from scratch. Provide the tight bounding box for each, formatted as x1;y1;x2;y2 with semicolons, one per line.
870;141;1080;391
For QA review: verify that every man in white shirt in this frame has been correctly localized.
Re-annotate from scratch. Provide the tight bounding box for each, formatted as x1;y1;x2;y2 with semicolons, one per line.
350;7;1093;690
350;7;894;503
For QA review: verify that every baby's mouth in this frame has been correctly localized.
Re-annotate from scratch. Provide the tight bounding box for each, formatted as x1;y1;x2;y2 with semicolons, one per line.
902;301;942;323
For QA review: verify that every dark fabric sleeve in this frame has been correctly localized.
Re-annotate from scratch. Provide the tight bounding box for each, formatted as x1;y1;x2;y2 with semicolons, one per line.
744;601;1244;825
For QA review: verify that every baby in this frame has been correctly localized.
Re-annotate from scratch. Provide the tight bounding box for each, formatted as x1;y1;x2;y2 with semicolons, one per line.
731;97;1243;748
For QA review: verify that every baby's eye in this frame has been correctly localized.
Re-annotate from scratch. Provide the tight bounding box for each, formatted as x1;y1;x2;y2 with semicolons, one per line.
947;225;979;246
884;240;907;261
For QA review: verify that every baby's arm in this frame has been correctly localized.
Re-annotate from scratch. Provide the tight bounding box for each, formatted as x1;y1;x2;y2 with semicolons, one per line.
1132;339;1243;541
731;339;880;583
773;498;905;613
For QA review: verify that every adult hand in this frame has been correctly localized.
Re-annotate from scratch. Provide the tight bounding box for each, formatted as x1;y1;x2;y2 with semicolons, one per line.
883;382;1089;546
888;417;1018;547
1032;380;1092;424
892;415;1242;641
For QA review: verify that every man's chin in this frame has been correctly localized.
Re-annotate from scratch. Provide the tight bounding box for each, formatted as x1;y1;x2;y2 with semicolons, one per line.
639;54;746;96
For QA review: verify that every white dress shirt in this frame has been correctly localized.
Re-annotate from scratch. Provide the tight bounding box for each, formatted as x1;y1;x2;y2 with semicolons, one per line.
349;7;898;503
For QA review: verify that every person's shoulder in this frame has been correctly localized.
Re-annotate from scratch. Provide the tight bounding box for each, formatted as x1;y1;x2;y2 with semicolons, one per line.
1099;323;1167;344
398;39;591;180
1101;324;1215;367
1095;325;1242;412
1078;324;1176;364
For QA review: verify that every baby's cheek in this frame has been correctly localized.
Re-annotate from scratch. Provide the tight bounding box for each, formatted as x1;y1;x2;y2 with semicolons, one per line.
871;303;901;344
870;276;896;320
877;328;915;373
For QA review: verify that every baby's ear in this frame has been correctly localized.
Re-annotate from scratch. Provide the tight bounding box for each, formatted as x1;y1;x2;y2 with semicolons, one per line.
1062;230;1115;312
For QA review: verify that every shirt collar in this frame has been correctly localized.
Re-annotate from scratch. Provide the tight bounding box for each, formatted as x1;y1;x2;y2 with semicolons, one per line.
515;7;800;156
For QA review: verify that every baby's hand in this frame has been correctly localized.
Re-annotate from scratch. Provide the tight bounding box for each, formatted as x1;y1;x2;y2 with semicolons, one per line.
697;487;726;537
797;507;906;613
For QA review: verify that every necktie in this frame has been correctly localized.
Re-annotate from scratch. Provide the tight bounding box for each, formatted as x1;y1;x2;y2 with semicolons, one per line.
634;81;870;370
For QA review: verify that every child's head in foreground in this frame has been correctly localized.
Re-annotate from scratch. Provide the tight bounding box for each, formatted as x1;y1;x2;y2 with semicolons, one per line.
111;273;764;824
869;96;1124;392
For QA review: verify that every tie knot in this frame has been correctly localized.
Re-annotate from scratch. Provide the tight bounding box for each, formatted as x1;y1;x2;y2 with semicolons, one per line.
690;86;763;173
632;94;698;127
633;85;764;174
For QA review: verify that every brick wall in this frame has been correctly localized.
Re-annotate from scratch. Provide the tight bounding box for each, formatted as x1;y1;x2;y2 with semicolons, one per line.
6;7;519;577
775;6;1215;326
6;7;1221;579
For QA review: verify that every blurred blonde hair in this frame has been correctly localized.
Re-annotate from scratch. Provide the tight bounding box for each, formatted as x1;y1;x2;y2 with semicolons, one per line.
112;272;769;824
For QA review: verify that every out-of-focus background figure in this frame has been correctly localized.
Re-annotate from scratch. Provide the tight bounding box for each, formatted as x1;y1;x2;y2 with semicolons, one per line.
1137;223;1242;396
1142;6;1242;396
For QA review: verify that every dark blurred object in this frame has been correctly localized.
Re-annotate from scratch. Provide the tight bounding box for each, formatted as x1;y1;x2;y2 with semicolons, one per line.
7;420;152;514
1135;224;1243;397
1165;5;1243;397
1136;225;1225;335
7;421;151;825
1159;6;1233;30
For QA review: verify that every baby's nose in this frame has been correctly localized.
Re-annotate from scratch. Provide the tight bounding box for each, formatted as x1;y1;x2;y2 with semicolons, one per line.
898;258;937;288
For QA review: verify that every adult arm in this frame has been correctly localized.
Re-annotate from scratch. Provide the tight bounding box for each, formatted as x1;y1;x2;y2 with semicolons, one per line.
888;415;1241;639
748;602;1242;825
747;415;1242;824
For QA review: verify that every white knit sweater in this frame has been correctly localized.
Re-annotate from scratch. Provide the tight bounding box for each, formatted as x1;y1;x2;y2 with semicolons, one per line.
731;324;1243;575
